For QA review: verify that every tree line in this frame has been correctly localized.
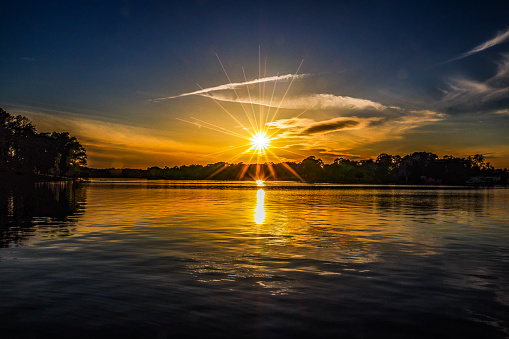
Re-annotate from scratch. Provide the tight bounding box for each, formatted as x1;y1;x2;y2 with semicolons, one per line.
0;108;87;178
88;153;508;185
2;108;507;185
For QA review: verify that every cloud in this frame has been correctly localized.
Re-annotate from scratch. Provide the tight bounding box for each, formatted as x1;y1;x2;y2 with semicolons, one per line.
494;109;509;115
358;109;444;136
446;26;509;63
439;54;509;111
16;109;213;168
267;109;444;157
398;110;445;125
300;119;360;135
204;92;388;111
152;73;312;101
461;27;509;59
267;117;369;140
155;70;388;112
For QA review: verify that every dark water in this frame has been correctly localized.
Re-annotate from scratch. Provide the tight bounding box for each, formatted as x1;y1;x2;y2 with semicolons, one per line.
1;179;508;338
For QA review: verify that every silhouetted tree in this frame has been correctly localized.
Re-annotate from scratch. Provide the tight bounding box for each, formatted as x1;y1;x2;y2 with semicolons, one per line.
375;154;398;182
324;158;357;182
300;156;324;182
0;109;87;178
51;132;87;176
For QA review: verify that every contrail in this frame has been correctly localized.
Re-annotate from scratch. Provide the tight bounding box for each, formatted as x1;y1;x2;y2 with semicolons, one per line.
151;73;312;101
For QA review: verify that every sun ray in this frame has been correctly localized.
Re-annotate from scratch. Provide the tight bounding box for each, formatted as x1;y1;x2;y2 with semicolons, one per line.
267;162;277;179
264;71;280;134
280;161;305;182
261;54;268;130
238;163;250;180
269;146;306;158
176;51;309;181
258;49;269;137
190;117;250;140
261;148;305;181
263;152;277;179
259;46;262;137
206;142;253;157
196;84;251;133
267;59;305;128
206;146;255;179
206;162;229;179
238;151;258;180
242;66;258;131
176;117;249;141
215;53;258;133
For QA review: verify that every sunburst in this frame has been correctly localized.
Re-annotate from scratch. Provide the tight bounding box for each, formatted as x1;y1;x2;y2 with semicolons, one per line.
175;48;306;181
250;131;271;154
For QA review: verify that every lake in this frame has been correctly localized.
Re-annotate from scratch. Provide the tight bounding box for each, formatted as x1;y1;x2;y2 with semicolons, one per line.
1;179;508;338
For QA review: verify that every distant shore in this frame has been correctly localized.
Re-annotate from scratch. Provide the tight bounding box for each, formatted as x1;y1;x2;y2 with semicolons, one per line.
82;154;509;186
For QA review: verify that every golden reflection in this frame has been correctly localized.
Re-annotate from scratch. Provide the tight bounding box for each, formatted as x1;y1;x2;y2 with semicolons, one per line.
254;189;265;224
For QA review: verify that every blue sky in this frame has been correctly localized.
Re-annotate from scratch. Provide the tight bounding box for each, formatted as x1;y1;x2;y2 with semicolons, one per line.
2;0;509;168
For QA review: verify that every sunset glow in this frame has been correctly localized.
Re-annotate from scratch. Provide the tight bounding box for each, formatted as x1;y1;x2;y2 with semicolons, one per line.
2;2;509;337
2;2;509;169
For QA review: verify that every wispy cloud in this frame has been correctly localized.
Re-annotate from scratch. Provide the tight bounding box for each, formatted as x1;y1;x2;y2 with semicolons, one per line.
268;109;444;157
392;110;445;127
461;27;509;58
268;117;362;136
152;73;312;101
439;54;509;111
494;109;509;115
17;110;212;168
155;67;389;114
447;26;509;62
204;92;388;111
302;119;360;135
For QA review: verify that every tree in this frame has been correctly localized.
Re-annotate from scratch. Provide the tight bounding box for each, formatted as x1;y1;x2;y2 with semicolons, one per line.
0;108;87;177
300;156;324;182
0;109;37;173
473;154;485;167
375;153;398;182
51;132;87;176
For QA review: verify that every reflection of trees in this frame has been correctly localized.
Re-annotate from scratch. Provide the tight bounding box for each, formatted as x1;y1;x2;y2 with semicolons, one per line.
373;189;490;219
0;181;86;247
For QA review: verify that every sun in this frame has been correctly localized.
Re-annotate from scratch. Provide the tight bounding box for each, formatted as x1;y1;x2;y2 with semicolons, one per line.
250;131;271;154
170;51;306;182
173;50;306;181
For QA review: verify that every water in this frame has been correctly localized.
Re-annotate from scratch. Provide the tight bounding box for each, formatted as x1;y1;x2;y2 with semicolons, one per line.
1;179;508;338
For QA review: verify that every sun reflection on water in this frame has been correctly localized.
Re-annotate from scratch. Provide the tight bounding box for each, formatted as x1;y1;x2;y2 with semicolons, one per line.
254;189;265;224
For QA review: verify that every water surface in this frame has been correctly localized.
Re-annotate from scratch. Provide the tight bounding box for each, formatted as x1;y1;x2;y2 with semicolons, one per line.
1;179;508;338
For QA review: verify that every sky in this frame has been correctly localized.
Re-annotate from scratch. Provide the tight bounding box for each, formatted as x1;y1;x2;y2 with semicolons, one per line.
2;0;509;169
